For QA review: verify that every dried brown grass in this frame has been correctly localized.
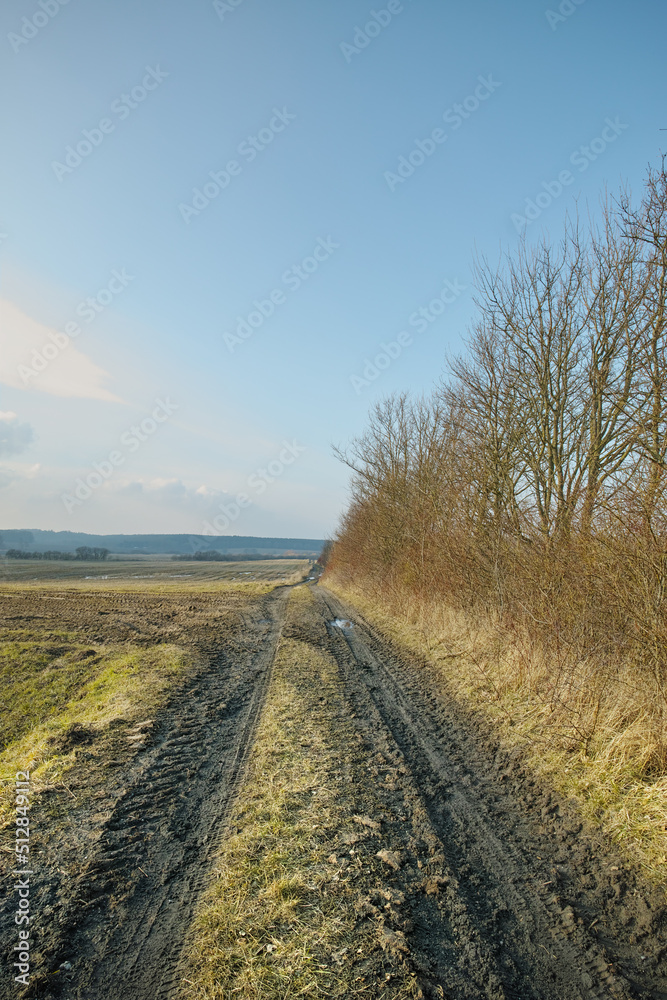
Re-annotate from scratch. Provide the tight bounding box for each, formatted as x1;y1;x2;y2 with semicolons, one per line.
326;570;667;887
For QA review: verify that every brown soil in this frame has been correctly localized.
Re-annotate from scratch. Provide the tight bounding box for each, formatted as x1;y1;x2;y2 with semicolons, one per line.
0;587;289;999
1;582;666;999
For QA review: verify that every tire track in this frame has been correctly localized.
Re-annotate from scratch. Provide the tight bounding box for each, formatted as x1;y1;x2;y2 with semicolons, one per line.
33;587;289;1000
315;585;663;1000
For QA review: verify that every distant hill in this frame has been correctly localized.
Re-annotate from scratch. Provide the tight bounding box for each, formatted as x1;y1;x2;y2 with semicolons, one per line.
0;530;325;557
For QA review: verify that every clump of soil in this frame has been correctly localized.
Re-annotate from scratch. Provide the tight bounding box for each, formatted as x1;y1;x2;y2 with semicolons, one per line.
47;722;97;752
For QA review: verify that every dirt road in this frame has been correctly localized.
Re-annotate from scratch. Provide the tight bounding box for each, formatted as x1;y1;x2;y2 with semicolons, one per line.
314;586;667;999
2;582;667;999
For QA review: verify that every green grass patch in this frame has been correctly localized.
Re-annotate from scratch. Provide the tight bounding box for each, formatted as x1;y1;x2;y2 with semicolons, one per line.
0;637;199;824
0;639;106;749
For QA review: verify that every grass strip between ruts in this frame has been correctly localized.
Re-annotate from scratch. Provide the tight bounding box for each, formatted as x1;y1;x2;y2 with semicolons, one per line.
180;585;421;999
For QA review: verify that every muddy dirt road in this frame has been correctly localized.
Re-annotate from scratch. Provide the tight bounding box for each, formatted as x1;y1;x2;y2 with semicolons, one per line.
2;582;667;999
315;587;667;999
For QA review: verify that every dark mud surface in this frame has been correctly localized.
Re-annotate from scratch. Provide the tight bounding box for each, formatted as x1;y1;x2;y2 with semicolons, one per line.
2;582;666;999
0;587;289;1000
315;585;667;1000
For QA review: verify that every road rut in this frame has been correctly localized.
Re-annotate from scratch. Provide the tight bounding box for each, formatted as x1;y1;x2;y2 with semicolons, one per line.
0;588;289;1000
315;585;667;999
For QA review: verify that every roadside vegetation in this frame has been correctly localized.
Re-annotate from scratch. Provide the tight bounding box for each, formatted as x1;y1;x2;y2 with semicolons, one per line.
0;633;199;826
326;162;667;885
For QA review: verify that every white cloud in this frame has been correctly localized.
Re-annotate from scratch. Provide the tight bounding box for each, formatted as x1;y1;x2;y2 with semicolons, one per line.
0;410;34;456
0;458;40;490
0;298;122;402
114;478;232;512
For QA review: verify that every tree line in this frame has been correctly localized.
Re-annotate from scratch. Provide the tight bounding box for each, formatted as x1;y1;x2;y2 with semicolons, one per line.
5;547;110;561
330;162;667;771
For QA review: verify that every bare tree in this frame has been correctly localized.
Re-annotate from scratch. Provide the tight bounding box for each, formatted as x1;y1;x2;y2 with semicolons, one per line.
618;164;667;530
474;227;590;540
578;195;644;531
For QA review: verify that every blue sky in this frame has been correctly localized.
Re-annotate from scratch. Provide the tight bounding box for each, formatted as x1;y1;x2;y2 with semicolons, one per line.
0;0;665;538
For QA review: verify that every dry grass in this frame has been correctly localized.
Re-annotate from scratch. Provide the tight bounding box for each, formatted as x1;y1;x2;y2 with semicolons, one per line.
179;586;420;999
0;570;309;829
0;637;200;825
325;573;667;890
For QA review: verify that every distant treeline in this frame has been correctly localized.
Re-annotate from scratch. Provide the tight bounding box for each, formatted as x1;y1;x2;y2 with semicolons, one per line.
5;546;109;561
172;551;301;562
0;530;325;556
